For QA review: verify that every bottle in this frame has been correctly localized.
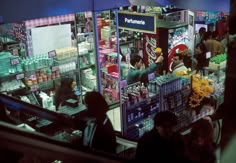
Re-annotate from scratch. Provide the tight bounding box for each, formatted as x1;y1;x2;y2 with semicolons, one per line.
50;91;54;106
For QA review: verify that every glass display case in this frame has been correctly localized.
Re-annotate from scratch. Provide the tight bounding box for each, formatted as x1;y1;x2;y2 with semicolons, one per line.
94;10;120;108
76;12;98;95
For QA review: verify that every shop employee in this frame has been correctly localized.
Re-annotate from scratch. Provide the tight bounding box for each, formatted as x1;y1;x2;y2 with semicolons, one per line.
127;50;164;86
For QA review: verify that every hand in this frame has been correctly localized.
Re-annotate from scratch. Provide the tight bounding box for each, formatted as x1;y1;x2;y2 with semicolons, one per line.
140;63;146;70
203;116;212;123
156;55;164;63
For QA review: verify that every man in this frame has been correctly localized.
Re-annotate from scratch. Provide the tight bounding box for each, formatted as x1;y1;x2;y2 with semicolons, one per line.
135;111;186;162
127;50;164;86
171;53;188;75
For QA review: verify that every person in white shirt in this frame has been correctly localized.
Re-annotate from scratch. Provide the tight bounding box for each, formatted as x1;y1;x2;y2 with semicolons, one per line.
171;53;187;75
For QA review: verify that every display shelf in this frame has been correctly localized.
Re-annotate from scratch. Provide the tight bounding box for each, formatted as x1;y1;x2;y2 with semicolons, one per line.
119;40;134;46
0;81;26;93
121;81;160;140
121;96;160;140
54;56;77;65
80;64;95;70
78;52;91;56
24;65;51;74
60;69;79;76
0;71;24;79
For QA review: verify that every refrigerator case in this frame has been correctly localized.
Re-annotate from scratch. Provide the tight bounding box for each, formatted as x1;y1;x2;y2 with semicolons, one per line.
143;21;189;73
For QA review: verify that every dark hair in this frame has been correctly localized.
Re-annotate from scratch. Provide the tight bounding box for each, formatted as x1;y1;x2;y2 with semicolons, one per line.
173;53;184;60
196;41;207;53
84;91;109;119
154;111;177;127
130;53;142;66
203;31;212;41
54;77;75;109
60;77;74;88
199;27;206;33
212;31;219;39
190;119;214;146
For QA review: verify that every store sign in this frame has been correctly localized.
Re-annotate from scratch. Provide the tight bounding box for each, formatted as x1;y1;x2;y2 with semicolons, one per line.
118;12;156;34
143;31;159;67
195;11;224;24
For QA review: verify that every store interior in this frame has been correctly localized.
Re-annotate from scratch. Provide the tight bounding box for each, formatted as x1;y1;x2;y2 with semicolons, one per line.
0;0;234;162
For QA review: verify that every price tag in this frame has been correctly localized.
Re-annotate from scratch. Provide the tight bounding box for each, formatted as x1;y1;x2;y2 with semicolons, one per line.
10;57;20;65
16;73;25;80
12;49;19;56
206;52;211;59
48;50;56;58
31;85;37;92
51;66;59;72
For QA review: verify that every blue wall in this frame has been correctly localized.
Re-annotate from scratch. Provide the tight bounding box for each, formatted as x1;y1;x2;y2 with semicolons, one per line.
172;0;230;12
0;0;130;23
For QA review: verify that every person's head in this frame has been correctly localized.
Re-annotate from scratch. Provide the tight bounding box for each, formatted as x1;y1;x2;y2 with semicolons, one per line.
199;27;206;36
84;91;109;119
60;77;75;91
172;53;184;67
154;111;178;139
130;53;143;69
190;119;214;147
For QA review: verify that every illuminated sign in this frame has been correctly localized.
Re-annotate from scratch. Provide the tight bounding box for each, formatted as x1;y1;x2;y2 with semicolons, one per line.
118;12;156;34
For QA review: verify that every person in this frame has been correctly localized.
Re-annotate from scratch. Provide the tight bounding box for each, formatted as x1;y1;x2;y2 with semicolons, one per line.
182;48;193;69
82;91;117;154
54;77;78;110
195;41;210;75
171;53;188;75
195;27;206;46
185;119;216;163
221;31;236;53
204;31;224;57
85;17;93;32
135;111;186;162
127;49;164;86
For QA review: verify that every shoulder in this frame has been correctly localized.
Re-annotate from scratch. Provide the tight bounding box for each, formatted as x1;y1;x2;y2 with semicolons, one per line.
138;129;160;144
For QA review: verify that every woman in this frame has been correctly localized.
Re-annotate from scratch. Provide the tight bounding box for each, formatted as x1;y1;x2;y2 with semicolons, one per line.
82;91;117;153
54;77;78;110
195;41;210;75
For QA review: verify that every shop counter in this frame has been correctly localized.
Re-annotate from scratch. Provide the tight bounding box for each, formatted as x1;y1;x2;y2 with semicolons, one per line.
57;104;87;116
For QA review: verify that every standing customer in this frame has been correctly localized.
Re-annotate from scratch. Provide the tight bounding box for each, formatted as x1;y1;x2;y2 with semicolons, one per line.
135;111;186;162
54;77;78;110
127;49;164;86
185;119;216;163
171;53;188;75
82;91;117;154
195;41;210;75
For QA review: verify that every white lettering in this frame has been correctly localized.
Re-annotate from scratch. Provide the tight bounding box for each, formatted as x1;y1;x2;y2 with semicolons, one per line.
145;35;157;65
124;18;145;25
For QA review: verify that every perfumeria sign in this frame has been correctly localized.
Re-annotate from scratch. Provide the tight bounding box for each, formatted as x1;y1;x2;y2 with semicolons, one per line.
118;12;156;34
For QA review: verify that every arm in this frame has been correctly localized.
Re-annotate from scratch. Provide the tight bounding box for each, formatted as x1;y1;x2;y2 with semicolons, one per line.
138;55;163;78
